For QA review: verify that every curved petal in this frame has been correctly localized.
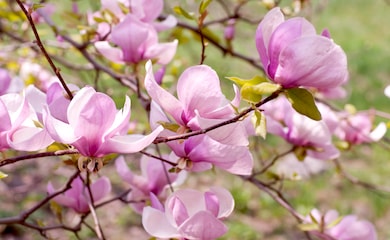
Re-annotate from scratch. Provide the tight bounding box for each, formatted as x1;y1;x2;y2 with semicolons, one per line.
115;156;135;183
274;36;348;89
145;40;178;65
98;126;163;155
91;176;111;202
176;65;225;122
153;14;177;31
179;211;228;240
209;187;234;218
255;7;285;72
95;41;124;63
144;61;183;124
9;127;53;151
43;106;79;143
267;17;316;78
67;86;95;127
142;206;180;238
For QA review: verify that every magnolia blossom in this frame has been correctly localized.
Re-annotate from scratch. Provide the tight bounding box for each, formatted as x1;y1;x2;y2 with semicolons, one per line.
335;111;386;145
0;92;53;151
145;60;248;146
263;97;339;160
115;155;186;213
150;101;253;175
142;187;234;240
255;7;348;90
43;86;163;157
95;14;177;65
47;176;111;213
306;209;377;240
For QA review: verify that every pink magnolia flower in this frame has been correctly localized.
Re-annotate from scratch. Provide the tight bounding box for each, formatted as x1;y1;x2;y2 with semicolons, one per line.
95;14;177;65
115;155;186;213
263;97;339;160
306;209;377;240
47;176;111;213
142;187;234;240
150;101;253;175
255;7;348;90
145;60;248;146
43;86;163;157
335;111;386;145
0;92;53;151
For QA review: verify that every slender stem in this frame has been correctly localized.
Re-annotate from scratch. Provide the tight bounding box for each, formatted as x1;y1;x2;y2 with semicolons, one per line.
15;0;74;99
154;89;282;144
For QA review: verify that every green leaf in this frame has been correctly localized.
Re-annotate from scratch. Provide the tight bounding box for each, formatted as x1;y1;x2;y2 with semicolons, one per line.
32;3;45;11
297;223;320;231
241;82;281;103
253;109;267;139
285;88;322;121
157;121;180;132
199;0;213;14
226;75;267;87
0;171;8;179
173;6;195;20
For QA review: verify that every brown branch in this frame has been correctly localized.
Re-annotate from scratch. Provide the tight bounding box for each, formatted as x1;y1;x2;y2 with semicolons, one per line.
153;89;282;144
15;0;74;99
0;149;79;167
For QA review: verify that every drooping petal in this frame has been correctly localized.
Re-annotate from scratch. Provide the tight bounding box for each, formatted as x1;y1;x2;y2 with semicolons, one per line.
142;206;181;238
9;127;53;151
90;176;111;202
95;41;124;63
98;126;163;155
144;40;178;65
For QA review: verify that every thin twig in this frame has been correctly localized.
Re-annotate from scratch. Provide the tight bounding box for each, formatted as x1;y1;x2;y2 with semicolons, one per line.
154;89;282;144
0;149;79;167
15;0;74;99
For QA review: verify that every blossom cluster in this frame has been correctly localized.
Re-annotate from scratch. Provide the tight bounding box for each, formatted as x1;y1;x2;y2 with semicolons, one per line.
0;1;384;239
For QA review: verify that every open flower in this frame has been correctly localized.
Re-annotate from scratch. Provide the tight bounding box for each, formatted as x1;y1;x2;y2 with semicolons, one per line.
47;176;111;213
255;7;348;91
142;187;234;240
305;209;377;240
95;14;177;65
43;86;163;157
263;97;339;160
116;155;186;213
0;92;53;151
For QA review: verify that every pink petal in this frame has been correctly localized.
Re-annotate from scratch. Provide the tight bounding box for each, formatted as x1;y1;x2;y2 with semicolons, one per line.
255;7;285;71
95;41;124;63
176;65;225;122
274;36;348;89
142;206;180;238
115;156;134;183
0;68;11;95
204;191;219;217
144;61;183;124
98;126;163;155
104;96;131;137
9;127;53;151
43;106;79;143
144;40;178;65
111;15;151;63
209;187;234;218
168;196;190;226
179;211;228;240
267;17;316;78
91;176;111;202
